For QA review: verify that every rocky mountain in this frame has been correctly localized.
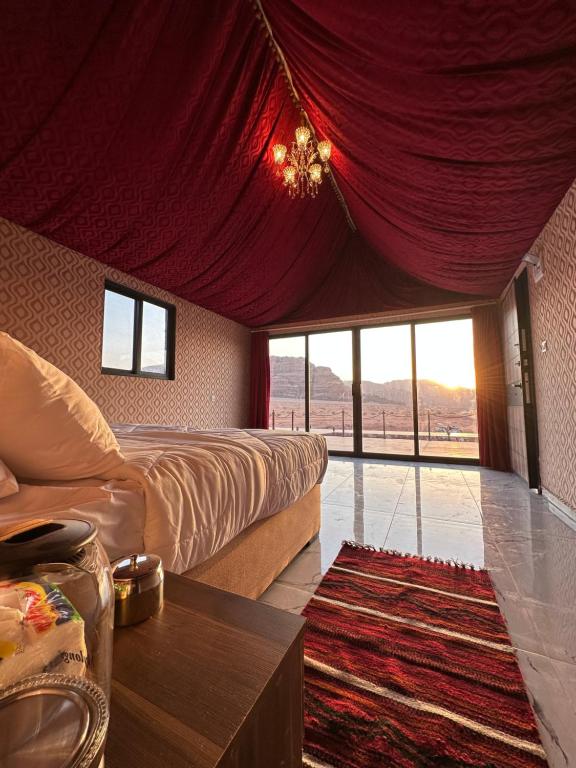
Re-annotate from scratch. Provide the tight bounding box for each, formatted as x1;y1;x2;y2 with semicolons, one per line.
270;356;307;398
270;356;475;408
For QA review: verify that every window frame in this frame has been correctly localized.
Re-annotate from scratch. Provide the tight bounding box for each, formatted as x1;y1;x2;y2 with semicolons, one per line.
269;314;479;465
101;280;176;380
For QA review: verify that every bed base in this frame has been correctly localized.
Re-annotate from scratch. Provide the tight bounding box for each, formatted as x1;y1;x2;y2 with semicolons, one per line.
182;485;321;599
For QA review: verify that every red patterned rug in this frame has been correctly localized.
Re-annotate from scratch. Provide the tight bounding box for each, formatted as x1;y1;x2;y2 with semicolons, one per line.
302;543;547;768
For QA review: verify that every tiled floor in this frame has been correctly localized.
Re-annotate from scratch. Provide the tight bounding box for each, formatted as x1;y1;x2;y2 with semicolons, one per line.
260;457;576;768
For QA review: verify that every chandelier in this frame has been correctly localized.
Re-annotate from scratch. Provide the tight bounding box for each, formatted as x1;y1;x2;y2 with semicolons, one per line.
272;125;332;198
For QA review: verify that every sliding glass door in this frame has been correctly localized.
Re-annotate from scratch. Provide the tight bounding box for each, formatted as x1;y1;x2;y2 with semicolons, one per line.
268;317;478;463
415;319;478;459
360;325;414;455
309;331;354;452
268;335;306;431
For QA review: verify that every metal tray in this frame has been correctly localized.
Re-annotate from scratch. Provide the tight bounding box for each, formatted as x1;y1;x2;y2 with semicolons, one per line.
0;673;109;767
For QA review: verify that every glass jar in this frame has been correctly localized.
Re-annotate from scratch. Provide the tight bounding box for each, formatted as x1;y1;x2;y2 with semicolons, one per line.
0;518;114;764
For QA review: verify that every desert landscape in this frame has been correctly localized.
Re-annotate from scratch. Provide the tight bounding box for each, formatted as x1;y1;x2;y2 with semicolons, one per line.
269;356;478;458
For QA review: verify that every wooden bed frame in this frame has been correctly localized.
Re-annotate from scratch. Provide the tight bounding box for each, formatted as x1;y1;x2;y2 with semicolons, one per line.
183;485;321;599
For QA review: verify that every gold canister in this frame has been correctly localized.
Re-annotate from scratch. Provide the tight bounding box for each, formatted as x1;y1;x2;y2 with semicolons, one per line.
111;554;164;627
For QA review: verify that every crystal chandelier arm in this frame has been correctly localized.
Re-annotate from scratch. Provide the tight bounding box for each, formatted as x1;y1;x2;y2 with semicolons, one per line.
307;148;318;166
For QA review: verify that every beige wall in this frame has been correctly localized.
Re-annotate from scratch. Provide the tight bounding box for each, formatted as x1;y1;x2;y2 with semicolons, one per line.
0;218;250;427
527;182;576;511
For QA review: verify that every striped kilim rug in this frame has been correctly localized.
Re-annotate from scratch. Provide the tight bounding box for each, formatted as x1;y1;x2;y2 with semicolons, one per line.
302;543;547;768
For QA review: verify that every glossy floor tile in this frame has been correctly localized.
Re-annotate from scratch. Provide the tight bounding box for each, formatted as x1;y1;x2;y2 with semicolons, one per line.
259;457;576;767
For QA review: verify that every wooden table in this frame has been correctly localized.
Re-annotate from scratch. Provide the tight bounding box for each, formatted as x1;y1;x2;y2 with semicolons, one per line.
106;572;305;767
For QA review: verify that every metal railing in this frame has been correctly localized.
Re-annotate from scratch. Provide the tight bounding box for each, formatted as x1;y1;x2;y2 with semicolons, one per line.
270;409;304;431
270;406;477;442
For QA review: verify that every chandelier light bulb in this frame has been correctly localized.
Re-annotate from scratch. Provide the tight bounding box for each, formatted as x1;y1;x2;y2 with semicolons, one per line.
309;163;322;183
272;143;287;164
317;140;331;162
295;126;311;147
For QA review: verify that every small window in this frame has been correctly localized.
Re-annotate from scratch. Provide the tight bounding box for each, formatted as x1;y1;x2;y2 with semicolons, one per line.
101;281;175;379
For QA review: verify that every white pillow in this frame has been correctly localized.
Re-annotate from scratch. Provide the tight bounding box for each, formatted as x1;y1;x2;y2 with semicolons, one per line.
0;333;125;481
0;459;18;498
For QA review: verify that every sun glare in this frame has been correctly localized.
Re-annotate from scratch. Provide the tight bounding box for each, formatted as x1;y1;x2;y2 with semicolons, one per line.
415;320;476;390
270;319;476;391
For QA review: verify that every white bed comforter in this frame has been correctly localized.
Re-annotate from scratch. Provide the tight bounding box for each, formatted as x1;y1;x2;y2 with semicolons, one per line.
0;428;327;573
103;428;327;573
0;476;146;562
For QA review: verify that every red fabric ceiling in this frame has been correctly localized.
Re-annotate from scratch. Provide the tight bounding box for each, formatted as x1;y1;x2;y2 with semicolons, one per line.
0;1;575;326
265;0;576;297
0;0;349;326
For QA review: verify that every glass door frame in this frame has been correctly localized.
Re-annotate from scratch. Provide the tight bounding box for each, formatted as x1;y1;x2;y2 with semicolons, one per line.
269;314;479;466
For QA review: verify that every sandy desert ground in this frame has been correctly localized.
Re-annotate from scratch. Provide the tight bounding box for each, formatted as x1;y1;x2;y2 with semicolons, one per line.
269;398;479;458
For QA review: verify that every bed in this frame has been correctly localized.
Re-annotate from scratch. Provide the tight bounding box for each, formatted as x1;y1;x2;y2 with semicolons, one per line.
108;425;327;595
0;426;327;598
0;333;327;599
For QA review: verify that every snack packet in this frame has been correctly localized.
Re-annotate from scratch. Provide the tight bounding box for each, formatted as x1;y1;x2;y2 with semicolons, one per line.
0;577;86;688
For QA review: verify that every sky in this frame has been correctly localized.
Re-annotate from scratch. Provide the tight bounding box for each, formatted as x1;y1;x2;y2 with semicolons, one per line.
101;290;167;371
269;319;476;389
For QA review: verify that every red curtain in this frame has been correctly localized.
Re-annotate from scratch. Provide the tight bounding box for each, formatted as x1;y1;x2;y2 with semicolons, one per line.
472;306;511;471
249;332;270;429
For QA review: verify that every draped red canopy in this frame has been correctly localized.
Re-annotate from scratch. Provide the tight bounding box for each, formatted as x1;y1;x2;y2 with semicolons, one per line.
1;1;575;325
265;0;576;297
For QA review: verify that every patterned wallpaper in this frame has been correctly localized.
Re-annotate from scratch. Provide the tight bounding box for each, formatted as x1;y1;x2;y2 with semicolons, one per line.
528;181;576;511
0;218;250;428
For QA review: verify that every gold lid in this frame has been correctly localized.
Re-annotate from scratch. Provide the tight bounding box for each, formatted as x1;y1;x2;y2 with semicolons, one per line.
112;554;164;626
112;553;162;582
112;554;164;601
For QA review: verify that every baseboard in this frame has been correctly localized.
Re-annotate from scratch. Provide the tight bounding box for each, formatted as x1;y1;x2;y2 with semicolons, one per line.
542;488;576;533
